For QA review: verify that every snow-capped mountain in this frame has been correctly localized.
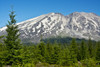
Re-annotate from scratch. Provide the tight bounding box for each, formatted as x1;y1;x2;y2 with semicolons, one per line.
0;12;100;43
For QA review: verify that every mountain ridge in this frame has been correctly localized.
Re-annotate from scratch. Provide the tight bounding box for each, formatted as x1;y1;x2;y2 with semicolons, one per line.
0;12;100;43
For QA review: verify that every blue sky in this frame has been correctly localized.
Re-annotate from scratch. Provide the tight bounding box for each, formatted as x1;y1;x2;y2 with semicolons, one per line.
0;0;100;27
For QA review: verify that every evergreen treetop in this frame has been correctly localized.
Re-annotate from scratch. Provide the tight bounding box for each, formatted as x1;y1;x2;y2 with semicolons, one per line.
4;9;22;65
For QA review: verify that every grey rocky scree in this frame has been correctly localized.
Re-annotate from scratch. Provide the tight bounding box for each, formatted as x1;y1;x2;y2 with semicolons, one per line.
0;12;100;43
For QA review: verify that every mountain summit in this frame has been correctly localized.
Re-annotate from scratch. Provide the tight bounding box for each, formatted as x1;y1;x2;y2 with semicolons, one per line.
0;12;100;43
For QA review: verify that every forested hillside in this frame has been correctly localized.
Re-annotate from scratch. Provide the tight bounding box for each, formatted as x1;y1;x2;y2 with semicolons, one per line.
0;37;100;67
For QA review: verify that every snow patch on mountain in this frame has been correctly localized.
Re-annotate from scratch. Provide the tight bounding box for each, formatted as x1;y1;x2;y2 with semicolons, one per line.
0;12;100;43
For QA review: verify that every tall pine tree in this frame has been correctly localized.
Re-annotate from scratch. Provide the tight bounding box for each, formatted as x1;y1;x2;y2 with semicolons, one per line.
88;38;93;58
70;38;78;63
80;40;89;60
45;42;52;64
59;47;71;66
37;41;46;62
4;9;22;65
96;41;100;61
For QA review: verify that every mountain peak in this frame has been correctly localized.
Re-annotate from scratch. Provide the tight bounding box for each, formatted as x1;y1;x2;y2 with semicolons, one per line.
48;12;64;16
67;12;99;19
70;12;91;15
0;12;100;43
89;12;99;16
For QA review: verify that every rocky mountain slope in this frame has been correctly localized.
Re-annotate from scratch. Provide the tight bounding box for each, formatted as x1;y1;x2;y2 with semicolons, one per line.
0;12;100;43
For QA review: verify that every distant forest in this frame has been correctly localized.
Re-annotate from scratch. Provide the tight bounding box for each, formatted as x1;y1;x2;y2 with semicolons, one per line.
41;37;94;44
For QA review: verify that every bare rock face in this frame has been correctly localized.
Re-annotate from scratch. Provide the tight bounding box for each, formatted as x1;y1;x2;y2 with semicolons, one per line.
0;12;100;43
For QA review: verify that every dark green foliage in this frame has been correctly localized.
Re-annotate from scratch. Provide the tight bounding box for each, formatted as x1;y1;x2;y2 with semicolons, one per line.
59;47;71;66
51;44;61;64
88;38;94;58
37;42;46;62
81;58;96;67
0;42;3;66
70;38;78;63
3;10;22;65
96;41;100;61
0;35;7;66
38;42;46;57
41;36;90;44
80;40;89;60
0;37;100;66
45;42;53;64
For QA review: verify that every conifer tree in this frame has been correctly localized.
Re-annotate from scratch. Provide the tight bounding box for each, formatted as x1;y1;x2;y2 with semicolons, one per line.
88;38;93;58
70;38;78;63
0;35;7;65
53;44;61;64
59;47;71;66
96;41;100;61
45;42;52;64
37;41;46;62
4;9;22;65
47;43;61;64
0;38;3;66
80;40;88;60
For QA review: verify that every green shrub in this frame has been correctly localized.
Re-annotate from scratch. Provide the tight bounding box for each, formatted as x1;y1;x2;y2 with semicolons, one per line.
81;58;96;67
